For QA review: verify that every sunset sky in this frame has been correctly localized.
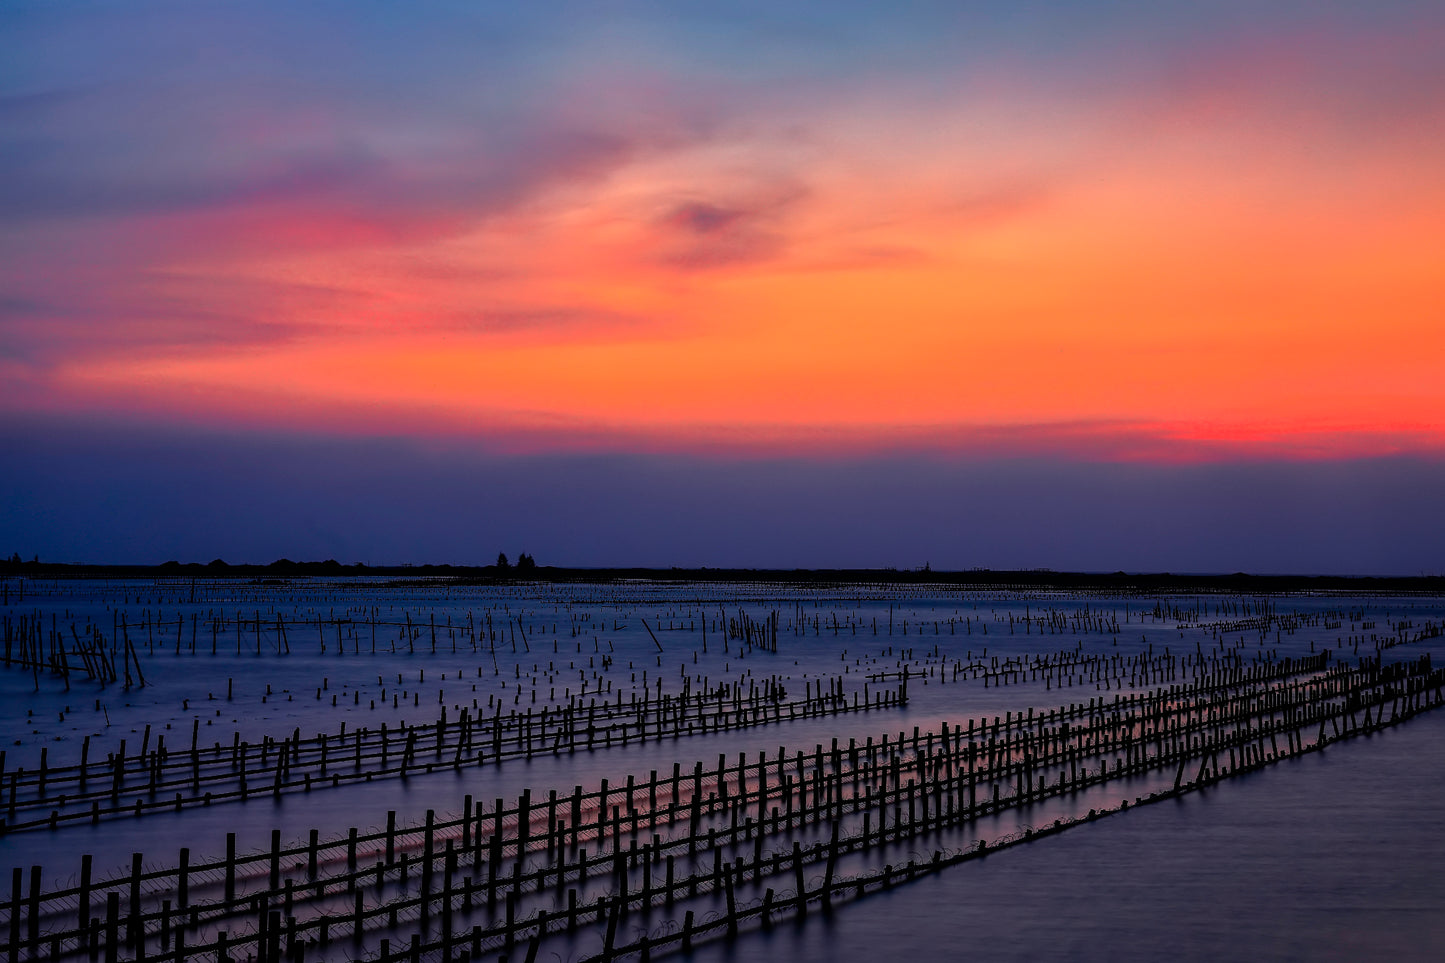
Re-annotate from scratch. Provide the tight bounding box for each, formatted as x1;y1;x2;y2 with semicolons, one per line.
3;2;1443;571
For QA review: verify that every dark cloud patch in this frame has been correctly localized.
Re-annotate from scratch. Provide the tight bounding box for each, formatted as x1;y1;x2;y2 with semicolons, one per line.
655;189;803;270
667;202;748;235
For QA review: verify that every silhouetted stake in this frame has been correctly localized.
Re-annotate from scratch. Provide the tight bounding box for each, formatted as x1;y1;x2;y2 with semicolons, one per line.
7;867;19;963
640;618;664;653
126;853;141;948
792;842;807;918
822;820;839;908
225;833;236;901
104;892;118;963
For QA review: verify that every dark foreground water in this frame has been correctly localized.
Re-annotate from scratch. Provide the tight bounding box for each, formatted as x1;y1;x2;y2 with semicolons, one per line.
689;709;1445;963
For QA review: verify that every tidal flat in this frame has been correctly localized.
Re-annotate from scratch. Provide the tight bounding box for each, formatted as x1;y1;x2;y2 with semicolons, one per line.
3;576;1442;961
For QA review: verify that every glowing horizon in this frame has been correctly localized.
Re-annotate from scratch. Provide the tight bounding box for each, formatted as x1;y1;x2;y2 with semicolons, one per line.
3;2;1444;463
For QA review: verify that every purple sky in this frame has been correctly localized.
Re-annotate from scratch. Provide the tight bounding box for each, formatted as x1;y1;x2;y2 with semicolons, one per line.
4;417;1441;574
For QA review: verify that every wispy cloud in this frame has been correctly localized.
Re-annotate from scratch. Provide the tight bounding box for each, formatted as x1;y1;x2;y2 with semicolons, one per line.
2;1;1442;461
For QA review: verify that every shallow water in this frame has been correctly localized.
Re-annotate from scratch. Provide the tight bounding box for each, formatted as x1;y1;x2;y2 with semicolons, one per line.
686;710;1445;963
3;579;1441;959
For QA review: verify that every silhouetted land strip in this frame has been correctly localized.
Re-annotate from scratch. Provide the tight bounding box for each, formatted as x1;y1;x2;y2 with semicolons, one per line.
3;560;1443;595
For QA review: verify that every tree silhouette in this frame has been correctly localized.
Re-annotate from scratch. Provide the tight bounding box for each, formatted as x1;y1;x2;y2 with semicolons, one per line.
496;552;510;569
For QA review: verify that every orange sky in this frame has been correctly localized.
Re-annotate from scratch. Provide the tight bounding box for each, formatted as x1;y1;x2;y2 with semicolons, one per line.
5;7;1444;460
37;133;1441;456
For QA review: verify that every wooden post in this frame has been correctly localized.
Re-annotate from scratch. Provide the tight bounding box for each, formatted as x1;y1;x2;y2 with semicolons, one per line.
79;853;94;932
8;867;20;963
104;892;119;963
601;897;619;961
422;809;435;900
822;820;839;909
792;842;806;918
225;833;236;901
127;853;142;948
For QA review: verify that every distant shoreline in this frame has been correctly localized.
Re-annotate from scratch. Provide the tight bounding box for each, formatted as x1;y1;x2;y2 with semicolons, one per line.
2;560;1441;594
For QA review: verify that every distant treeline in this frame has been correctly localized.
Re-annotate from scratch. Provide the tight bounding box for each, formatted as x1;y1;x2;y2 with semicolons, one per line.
1;556;1442;594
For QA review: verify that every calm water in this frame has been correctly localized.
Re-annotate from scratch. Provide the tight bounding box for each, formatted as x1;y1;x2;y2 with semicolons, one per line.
688;709;1445;963
3;579;1442;960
